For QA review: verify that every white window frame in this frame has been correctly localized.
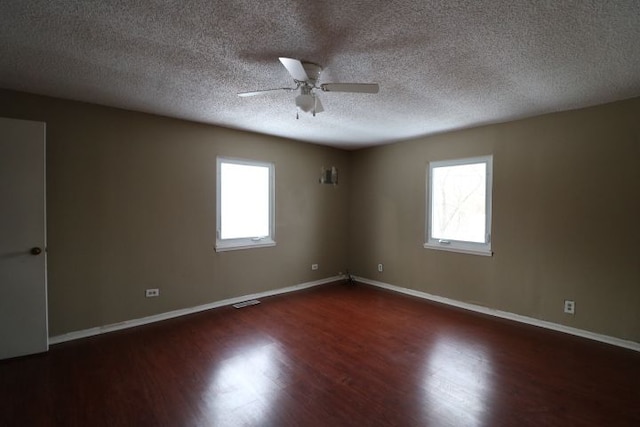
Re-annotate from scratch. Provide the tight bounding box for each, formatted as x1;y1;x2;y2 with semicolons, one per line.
424;155;493;256
216;157;275;252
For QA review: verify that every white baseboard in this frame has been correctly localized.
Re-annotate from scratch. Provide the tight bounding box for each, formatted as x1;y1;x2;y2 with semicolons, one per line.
356;276;640;353
49;276;343;345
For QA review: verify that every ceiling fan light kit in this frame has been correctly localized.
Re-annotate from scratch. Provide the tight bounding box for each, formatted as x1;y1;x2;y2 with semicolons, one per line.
238;57;379;117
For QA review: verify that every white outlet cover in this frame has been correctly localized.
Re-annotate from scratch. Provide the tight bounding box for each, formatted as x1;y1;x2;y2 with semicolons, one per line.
564;300;575;314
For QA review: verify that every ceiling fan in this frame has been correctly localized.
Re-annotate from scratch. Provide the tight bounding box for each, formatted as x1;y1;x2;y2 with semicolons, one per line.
238;57;379;117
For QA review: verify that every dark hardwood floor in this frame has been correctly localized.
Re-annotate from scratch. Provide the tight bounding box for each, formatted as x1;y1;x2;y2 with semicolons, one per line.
1;282;639;426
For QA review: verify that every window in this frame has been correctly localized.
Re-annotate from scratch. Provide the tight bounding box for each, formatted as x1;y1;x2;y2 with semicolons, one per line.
425;155;493;256
216;157;275;251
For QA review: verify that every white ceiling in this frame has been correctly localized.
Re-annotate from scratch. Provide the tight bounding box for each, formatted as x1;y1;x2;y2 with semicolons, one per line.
1;1;639;149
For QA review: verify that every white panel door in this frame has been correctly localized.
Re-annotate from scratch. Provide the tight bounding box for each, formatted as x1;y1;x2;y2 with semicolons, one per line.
0;117;48;360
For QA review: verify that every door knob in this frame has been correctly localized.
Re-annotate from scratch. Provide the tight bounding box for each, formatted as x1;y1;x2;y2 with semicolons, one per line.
30;247;42;255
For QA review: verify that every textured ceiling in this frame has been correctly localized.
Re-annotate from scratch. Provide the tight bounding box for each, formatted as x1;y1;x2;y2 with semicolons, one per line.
1;1;639;149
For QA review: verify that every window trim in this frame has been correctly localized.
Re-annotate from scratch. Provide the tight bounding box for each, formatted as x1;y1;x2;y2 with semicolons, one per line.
215;156;275;252
424;155;493;257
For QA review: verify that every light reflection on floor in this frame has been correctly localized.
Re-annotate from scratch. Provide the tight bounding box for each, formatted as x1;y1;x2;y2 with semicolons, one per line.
202;341;283;426
422;336;494;426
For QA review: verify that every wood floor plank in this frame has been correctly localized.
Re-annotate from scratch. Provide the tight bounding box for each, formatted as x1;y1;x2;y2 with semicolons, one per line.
1;282;638;426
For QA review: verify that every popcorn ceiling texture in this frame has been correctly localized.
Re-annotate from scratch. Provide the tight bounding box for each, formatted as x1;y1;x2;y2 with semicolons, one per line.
1;0;639;148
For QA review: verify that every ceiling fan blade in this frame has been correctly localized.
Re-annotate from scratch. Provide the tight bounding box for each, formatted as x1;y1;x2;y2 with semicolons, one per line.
279;57;310;82
320;83;379;94
238;88;293;97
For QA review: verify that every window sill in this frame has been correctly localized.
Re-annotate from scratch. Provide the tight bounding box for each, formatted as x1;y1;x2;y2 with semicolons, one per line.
423;243;493;257
215;239;276;252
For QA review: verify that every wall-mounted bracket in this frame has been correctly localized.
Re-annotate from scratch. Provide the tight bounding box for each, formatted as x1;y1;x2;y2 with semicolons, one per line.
320;166;338;185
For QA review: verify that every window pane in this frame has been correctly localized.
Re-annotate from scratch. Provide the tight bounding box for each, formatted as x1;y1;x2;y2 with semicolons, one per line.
220;163;269;239
431;162;486;243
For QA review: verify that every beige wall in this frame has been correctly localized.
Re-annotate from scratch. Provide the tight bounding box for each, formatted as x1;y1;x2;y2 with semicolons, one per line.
2;89;639;343
349;97;640;342
0;90;350;336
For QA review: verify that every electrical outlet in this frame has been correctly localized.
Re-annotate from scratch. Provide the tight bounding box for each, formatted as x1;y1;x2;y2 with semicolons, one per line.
564;300;575;314
146;288;160;298
311;263;319;271
377;263;383;272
